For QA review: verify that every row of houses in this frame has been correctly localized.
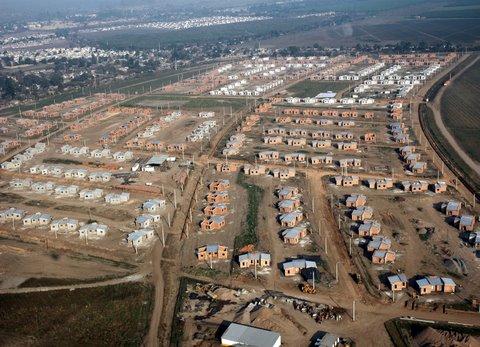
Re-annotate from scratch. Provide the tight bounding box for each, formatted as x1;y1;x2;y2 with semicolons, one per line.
281;108;371;118
236;114;260;132
387;273;456;295
223;133;246;156
276;186;309;245
258;151;360;167
22;93;124;120
29;165;112;182
60;145;133;162
99;114;152;145
1;142;46;171
186;120;216;142
285;96;375;106
333;175;448;195
344;193;396;264
265;127;355;140
200;179;231;232
0;207;109;237
398;145;428;174
0;139;21;154
23;121;55;138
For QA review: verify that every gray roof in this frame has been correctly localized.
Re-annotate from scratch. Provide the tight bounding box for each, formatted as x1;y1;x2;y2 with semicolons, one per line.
427;276;443;286
238;252;271;262
221;323;280;347
416;278;430;288
206;244;220;253
146;155;169;166
282;227;304;239
317;333;340;347
387;273;407;285
282;259;316;270
441;277;456;286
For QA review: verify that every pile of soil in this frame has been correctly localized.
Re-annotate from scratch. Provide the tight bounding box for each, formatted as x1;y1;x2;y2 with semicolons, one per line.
414;327;480;347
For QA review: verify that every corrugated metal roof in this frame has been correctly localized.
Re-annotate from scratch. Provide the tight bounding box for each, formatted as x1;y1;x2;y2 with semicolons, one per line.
221;323;280;347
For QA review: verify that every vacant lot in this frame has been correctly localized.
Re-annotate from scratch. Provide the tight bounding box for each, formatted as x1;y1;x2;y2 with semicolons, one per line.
287;80;351;98
441;58;480;163
0;283;153;346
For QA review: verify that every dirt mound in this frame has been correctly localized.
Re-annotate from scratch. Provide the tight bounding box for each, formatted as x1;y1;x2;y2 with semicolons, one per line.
248;305;304;337
414;327;480;347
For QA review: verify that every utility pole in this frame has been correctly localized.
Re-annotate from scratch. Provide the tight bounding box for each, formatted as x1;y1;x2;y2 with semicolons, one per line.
352;300;356;321
335;262;339;282
325;236;328;255
161;223;165;246
312;270;315;291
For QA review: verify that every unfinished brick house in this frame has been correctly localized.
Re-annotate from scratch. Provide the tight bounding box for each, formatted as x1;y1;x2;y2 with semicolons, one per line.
363;133;376;142
216;162;239;173
351;206;374;221
275;116;292;123
238;252;271;268
345;194;367;208
311;140;332;148
334;175;360;187
282;226;308;244
282;108;301;115
277;186;299;200
279;211;304;227
203;203;228;216
311;130;331;139
206;191;229;203
358;220;381;237
271;168;296;179
200;216;226;231
209;179;230;192
258;151;280;161
311;155;333;165
263;136;283;145
196;244;228;261
278;199;301;213
372;250;396;264
337;142;358;151
243;164;267;176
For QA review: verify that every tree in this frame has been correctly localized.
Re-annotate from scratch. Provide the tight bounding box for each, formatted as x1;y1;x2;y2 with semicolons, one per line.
3;77;17;98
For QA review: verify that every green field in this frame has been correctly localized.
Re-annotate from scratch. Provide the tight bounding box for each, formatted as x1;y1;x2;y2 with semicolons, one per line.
124;95;248;111
0;283;153;345
419;103;480;194
441;58;480;163
234;172;264;251
287;80;352;98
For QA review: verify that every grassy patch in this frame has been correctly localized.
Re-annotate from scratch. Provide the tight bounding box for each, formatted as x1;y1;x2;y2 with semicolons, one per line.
43;158;83;165
183;266;227;279
0;283;153;346
18;275;123;288
287;80;351;97
66;253;137;270
385;318;480;347
234;172;264;251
